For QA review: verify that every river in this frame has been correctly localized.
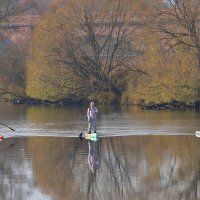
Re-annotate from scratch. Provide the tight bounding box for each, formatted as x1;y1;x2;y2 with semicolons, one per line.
0;103;200;200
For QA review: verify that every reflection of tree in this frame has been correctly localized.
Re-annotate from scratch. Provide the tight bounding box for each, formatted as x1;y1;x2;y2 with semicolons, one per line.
138;136;200;200
0;138;36;200
177;157;200;200
26;105;88;133
27;136;200;200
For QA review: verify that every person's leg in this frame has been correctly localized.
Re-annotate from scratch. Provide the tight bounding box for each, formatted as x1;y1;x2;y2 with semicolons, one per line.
93;118;97;133
91;118;94;133
88;120;91;134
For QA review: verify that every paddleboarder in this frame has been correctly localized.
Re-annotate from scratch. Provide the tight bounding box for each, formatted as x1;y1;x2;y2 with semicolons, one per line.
87;102;98;134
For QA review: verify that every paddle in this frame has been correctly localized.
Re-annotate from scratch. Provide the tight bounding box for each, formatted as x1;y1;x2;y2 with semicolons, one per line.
79;120;90;139
0;122;15;132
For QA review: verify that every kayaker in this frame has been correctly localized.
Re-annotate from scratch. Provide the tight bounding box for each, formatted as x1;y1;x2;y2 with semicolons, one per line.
87;102;98;134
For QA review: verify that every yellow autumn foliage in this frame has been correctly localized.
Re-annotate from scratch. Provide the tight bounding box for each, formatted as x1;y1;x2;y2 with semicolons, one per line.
26;0;200;105
26;9;88;101
124;34;200;105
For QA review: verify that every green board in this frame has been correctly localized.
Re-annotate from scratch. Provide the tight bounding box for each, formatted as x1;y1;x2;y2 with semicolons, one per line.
85;133;99;141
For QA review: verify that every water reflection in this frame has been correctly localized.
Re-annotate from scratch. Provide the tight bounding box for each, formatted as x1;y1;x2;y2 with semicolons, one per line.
87;140;101;173
24;136;200;200
0;138;39;200
0;138;14;151
0;135;200;199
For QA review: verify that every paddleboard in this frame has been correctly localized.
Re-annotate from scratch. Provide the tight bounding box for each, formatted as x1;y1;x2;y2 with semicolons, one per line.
85;133;99;141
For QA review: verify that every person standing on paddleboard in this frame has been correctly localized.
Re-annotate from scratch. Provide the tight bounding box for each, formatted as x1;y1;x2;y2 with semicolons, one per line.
87;102;98;134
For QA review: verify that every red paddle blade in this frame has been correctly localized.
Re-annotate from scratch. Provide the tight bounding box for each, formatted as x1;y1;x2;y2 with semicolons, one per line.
0;135;4;141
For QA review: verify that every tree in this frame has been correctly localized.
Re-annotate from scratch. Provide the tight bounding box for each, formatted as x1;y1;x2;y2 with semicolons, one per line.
27;0;142;102
47;0;139;96
0;0;18;21
0;38;26;97
0;0;34;99
124;33;200;105
26;10;88;101
0;0;33;21
155;0;200;68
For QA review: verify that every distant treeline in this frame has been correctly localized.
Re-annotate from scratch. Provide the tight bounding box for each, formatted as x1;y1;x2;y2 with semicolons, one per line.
0;0;200;108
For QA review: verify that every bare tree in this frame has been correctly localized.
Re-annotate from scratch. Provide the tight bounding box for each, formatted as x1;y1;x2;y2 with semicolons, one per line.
0;0;32;21
154;0;200;68
50;0;140;96
0;0;34;98
0;0;18;21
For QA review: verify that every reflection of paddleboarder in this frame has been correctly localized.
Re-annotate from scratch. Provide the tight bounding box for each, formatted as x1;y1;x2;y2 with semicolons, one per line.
88;140;101;173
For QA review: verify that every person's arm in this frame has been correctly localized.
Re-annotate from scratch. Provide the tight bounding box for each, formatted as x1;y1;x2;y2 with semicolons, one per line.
94;107;98;118
87;108;90;121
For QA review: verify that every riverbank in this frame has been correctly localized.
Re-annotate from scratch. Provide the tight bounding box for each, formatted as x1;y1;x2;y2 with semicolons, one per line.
3;96;200;111
10;97;85;106
140;100;199;110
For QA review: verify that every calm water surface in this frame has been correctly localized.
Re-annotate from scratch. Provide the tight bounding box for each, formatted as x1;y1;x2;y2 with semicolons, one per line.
0;103;200;200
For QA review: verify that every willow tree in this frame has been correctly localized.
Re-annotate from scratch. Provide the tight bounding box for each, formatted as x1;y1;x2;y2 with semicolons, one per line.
27;0;141;102
54;0;139;96
26;4;89;101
